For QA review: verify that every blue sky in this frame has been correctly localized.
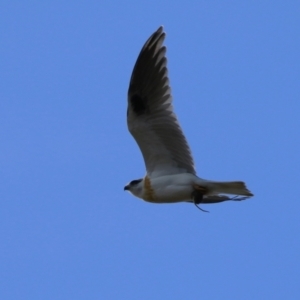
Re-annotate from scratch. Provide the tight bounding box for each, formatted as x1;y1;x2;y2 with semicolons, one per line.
1;1;299;299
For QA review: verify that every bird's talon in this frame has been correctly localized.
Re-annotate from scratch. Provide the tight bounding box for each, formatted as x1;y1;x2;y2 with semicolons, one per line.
194;203;210;213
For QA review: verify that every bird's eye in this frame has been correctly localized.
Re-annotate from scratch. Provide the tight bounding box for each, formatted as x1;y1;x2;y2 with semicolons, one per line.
130;179;142;185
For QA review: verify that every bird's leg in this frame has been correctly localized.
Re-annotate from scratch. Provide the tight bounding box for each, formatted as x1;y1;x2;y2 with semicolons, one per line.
192;185;208;204
191;185;209;213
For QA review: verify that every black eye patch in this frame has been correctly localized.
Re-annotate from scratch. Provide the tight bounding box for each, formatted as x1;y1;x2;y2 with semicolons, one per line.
130;179;143;185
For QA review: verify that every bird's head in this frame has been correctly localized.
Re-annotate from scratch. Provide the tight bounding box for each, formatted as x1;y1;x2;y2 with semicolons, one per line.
124;178;143;198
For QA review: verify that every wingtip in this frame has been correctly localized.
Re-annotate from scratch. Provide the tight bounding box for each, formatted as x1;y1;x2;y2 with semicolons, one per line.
156;26;164;35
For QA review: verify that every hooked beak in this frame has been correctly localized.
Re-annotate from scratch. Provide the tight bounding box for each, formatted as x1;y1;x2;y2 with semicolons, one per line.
124;185;129;191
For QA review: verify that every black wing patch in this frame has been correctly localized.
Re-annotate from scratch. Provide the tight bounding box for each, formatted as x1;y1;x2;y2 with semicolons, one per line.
130;94;147;116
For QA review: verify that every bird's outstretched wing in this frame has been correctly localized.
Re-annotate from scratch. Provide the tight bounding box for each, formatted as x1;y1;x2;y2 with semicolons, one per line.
127;26;195;177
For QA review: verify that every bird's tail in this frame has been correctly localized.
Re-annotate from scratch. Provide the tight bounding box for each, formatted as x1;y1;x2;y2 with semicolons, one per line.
204;180;253;197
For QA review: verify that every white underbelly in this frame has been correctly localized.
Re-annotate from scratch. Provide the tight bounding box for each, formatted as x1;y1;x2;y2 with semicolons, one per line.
144;173;198;203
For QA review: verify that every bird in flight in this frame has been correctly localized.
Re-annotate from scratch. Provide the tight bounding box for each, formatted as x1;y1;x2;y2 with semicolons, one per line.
124;26;253;211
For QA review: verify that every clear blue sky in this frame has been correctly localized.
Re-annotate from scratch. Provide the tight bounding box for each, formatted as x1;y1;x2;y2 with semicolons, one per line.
1;1;299;299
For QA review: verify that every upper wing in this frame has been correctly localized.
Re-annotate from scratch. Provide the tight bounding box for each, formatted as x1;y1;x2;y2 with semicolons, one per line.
127;26;195;177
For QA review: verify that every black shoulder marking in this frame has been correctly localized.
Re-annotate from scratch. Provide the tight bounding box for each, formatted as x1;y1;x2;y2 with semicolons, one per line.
130;94;147;116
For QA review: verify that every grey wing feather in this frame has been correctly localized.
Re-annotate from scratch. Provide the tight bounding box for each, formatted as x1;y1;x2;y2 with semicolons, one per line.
127;26;195;177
